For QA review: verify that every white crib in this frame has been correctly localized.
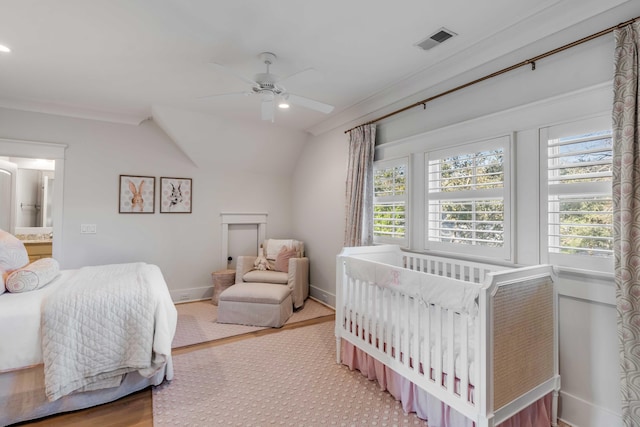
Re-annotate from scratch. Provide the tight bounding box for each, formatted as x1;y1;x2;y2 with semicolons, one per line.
335;245;560;427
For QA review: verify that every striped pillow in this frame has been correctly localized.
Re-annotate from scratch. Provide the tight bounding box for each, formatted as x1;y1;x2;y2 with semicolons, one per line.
6;258;60;293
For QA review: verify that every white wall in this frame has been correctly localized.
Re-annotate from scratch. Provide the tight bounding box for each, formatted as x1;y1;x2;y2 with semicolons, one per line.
0;106;309;302
292;29;622;427
291;126;347;305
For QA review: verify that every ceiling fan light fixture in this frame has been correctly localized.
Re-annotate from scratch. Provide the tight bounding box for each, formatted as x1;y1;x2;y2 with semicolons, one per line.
0;44;11;53
278;101;290;109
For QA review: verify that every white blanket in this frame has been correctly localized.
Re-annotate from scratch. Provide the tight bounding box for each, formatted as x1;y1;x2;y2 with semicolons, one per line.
41;262;176;401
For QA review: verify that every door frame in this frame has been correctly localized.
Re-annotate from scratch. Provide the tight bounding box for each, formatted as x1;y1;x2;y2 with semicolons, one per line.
220;212;267;270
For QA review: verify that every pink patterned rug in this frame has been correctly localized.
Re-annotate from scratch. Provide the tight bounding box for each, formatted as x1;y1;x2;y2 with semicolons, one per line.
172;298;334;348
154;321;427;426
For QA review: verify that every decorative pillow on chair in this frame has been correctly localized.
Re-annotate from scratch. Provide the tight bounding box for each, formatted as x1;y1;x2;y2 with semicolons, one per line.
6;258;60;293
0;229;29;273
274;246;298;273
265;239;304;260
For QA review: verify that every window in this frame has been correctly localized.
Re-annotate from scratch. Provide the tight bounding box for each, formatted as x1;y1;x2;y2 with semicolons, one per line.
373;157;408;246
426;135;512;260
541;116;613;272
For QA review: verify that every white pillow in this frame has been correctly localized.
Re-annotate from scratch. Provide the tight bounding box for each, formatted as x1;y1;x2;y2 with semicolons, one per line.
0;229;29;273
6;258;60;293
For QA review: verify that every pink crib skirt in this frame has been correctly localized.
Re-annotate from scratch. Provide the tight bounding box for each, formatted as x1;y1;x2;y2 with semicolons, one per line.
341;339;551;427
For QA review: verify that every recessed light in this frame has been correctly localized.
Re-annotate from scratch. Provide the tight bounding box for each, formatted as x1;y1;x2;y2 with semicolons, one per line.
0;45;11;53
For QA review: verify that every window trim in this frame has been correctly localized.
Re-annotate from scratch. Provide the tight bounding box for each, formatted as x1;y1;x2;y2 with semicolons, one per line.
424;135;513;261
539;115;613;273
373;156;410;247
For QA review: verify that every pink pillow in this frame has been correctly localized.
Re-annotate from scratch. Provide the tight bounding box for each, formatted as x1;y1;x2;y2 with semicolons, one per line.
274;246;297;273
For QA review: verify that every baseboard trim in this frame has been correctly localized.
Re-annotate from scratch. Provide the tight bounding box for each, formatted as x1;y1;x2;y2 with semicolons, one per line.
309;285;335;308
559;390;621;427
169;286;213;303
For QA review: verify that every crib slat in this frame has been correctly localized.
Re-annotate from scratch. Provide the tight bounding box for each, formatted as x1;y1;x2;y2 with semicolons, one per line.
363;280;369;341
394;291;400;363
356;279;363;340
416;299;422;375
446;309;455;392
403;293;410;368
386;288;392;357
460;312;469;401
371;285;378;349
434;305;442;386
347;277;354;333
424;303;432;381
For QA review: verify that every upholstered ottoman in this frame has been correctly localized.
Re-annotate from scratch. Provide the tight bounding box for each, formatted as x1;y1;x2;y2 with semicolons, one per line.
217;283;293;328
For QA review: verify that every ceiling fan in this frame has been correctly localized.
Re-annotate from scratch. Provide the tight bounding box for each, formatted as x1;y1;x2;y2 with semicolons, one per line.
202;52;334;122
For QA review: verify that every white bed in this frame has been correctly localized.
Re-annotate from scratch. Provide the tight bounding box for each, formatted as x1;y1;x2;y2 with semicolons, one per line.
0;262;177;426
335;245;560;427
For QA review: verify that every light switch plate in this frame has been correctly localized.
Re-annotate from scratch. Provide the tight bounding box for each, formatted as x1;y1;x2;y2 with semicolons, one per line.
80;224;97;234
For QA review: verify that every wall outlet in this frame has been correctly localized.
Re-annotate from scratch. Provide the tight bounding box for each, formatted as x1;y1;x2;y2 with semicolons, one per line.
80;224;97;234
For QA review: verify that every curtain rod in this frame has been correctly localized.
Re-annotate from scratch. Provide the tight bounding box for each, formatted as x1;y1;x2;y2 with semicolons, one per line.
344;15;640;134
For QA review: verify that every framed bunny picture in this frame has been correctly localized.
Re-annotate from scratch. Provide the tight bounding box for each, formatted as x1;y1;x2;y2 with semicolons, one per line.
160;177;192;213
119;175;155;213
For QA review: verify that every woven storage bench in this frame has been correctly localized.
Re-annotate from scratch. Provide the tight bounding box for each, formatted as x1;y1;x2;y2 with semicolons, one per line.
217;282;293;328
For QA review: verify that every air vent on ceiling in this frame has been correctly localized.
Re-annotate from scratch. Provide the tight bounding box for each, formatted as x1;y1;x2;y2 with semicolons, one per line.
415;28;457;51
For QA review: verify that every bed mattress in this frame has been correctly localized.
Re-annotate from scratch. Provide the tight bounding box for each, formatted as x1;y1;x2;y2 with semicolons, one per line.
0;270;76;372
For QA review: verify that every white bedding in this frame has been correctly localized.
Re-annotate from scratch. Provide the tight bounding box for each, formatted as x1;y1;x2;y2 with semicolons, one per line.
0;270;75;372
42;262;176;401
344;256;480;315
0;263;177;395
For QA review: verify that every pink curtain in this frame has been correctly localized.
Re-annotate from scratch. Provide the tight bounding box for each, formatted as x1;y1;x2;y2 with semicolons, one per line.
613;21;640;426
344;124;376;247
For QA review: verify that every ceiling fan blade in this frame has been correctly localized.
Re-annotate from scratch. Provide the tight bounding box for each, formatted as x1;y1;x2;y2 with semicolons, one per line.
278;68;322;89
286;93;334;114
261;97;274;122
209;62;258;86
197;91;251;100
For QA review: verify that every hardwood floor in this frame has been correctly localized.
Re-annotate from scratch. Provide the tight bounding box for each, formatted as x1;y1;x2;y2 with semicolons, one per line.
17;389;153;427
15;314;335;427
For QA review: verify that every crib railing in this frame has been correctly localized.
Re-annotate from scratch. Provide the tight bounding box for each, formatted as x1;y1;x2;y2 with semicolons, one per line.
335;245;559;426
402;251;502;283
336;246;482;420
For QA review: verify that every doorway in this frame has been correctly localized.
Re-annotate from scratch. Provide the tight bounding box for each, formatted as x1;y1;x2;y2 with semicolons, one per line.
227;224;259;270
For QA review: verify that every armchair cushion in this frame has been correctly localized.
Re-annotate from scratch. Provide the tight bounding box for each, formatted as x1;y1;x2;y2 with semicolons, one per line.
243;270;288;284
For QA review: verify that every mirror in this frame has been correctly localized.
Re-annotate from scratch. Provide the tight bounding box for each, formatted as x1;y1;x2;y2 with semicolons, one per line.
0;157;55;239
0;159;16;231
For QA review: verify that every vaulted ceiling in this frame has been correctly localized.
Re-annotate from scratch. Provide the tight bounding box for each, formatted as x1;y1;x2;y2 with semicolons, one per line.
0;0;637;135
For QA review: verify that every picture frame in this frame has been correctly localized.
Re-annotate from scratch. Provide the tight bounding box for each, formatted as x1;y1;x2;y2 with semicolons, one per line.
119;175;155;213
160;177;192;213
